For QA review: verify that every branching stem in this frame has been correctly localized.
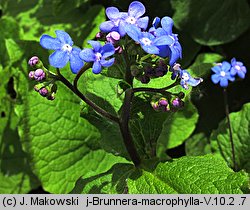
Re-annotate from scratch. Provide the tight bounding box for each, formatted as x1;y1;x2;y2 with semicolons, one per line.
55;67;119;124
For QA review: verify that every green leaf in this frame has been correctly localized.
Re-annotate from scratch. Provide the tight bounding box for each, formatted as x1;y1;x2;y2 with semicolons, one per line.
70;163;134;194
132;73;198;158
0;16;20;66
78;71;127;158
171;0;250;45
52;0;89;16
210;103;250;172
156;100;198;155
81;71;123;114
2;0;105;46
9;38;127;193
128;155;248;193
0;66;39;193
5;39;24;65
188;53;224;77
185;133;211;156
15;71;128;193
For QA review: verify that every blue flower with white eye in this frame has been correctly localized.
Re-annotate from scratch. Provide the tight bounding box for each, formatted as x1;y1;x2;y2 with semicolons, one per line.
79;41;115;74
154;17;182;65
230;58;247;79
211;61;235;87
100;1;149;37
125;24;174;55
180;70;203;90
40;30;84;74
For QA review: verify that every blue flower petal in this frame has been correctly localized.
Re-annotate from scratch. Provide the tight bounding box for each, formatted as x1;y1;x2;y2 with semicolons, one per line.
227;73;235;81
238;71;245;79
100;58;115;67
88;40;102;52
101;43;115;58
241;66;247;74
230;67;237;76
136;16;149;30
231;57;236;65
153;35;174;46
155;28;167;37
100;21;116;32
211;65;221;73
128;1;145;18
118;21;127;37
221;61;231;71
220;78;228;87
79;48;95;62
211;74;220;84
125;24;141;42
92;61;102;74
106;7;121;20
153;17;161;28
158;45;170;57
49;50;69;68
161;16;174;35
55;30;73;45
40;35;61;50
169;47;181;65
69;48;84;74
141;45;159;54
187;77;203;87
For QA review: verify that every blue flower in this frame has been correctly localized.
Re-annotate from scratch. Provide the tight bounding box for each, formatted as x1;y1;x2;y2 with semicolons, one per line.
40;30;84;74
155;17;182;65
99;1;149;37
79;41;115;74
180;70;203;90
211;61;235;87
125;24;174;55
230;58;247;79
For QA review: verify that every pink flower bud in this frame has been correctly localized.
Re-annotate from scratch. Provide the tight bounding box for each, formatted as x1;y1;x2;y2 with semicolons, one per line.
28;56;39;66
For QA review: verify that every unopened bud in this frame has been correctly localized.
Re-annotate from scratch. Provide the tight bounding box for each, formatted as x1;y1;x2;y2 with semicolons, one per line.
172;98;184;108
95;31;105;40
159;98;168;106
39;87;48;97
28;71;35;79
151;101;159;111
115;46;123;54
106;31;121;44
34;83;45;92
140;75;150;84
28;56;39;67
34;69;46;81
47;92;56;101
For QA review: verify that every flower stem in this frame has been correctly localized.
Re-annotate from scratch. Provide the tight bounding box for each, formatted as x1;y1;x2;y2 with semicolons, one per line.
55;68;119;124
119;89;141;166
132;80;180;95
223;88;237;171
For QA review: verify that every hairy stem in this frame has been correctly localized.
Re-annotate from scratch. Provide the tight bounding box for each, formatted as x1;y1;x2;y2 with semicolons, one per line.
56;68;119;124
223;88;237;171
117;47;141;166
119;89;141;166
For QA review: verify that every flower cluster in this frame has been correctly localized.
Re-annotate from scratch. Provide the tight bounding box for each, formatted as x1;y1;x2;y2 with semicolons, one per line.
99;1;181;65
211;58;247;87
151;96;184;112
28;56;57;100
30;1;203;105
40;30;115;74
170;63;203;90
131;59;168;84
